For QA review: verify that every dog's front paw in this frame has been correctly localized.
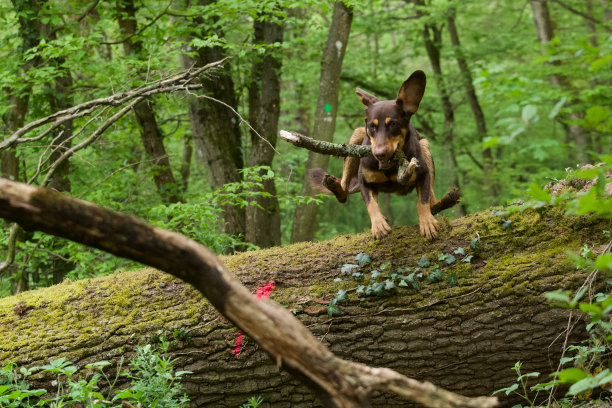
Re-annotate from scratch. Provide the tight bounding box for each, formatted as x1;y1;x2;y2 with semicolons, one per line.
419;214;439;240
371;216;392;239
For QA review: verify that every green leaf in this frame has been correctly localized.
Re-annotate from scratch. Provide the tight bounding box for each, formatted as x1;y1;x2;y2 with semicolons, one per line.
454;247;465;256
446;272;459;286
548;96;567;119
341;264;360;275
336;289;348;302
470;237;480;251
522;104;539;123
355;253;372;267
544;290;571;304
527;183;551;203
584;105;610;126
556;367;589;384
595;253;612;271
492;383;518;396
417;255;430;268
483;136;499;149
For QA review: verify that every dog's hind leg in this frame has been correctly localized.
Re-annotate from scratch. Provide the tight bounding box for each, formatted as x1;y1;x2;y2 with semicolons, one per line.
319;127;364;203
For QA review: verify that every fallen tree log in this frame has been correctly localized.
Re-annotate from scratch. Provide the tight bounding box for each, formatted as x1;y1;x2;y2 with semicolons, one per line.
0;179;608;407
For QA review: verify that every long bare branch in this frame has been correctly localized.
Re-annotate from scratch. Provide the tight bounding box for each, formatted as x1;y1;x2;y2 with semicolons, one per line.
0;59;227;151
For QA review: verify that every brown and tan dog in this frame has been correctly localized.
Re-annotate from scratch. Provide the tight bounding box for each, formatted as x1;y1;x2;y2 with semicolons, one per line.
309;70;460;240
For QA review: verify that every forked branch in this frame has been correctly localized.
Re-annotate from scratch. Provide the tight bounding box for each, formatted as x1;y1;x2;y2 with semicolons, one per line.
0;179;497;408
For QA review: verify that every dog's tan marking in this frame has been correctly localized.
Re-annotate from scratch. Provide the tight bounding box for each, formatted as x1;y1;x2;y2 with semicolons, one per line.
362;168;389;183
365;189;391;239
385;117;391;125
340;127;365;194
419;138;438;205
372;118;379;126
416;183;438;240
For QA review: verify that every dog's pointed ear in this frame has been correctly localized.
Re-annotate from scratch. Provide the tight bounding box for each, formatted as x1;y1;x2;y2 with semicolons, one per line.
356;88;378;107
396;70;426;114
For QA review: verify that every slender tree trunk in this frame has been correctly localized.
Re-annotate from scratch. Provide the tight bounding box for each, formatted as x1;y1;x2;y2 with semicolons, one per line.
116;0;181;203
415;2;466;215
603;0;612;23
446;8;497;199
530;0;588;164
245;16;283;248
180;132;192;192
2;0;49;293
182;0;246;246
291;1;353;243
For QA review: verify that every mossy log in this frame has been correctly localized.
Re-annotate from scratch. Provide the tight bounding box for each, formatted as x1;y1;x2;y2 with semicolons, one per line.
0;194;609;406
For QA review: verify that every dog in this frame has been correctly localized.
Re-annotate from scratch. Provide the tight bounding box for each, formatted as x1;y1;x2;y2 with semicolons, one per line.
309;70;460;240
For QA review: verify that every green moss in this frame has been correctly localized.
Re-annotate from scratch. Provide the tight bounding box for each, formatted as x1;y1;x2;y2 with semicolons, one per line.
0;206;608;367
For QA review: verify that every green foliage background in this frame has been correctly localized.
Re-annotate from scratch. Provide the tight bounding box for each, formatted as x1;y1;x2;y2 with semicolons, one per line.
0;0;610;295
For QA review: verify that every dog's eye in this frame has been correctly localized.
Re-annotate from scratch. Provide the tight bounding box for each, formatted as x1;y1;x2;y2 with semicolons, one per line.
388;120;397;128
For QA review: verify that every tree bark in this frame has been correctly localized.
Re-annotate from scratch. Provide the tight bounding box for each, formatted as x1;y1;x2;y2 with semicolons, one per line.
117;0;181;204
0;179;607;407
245;16;283;248
446;8;498;199
0;178;503;408
530;0;589;165
2;0;46;292
182;0;246;245
415;1;466;215
291;1;353;243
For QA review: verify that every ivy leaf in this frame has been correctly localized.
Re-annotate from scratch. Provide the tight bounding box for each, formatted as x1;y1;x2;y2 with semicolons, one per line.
470;237;480;251
355;253;372;267
444;254;456;264
446;272;459;286
336;289;348;302
427;267;443;282
384;279;396;291
462;255;474;263
371;270;381;280
341;264;359;275
454;247;465;256
418;255;431;268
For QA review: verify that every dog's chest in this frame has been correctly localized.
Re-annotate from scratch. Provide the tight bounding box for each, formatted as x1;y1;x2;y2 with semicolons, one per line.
360;166;416;194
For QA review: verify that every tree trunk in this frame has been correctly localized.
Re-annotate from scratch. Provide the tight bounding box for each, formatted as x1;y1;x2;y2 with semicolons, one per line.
0;185;605;406
530;0;589;165
116;0;181;204
182;0;246;245
245;16;283;248
603;0;612;23
0;178;502;408
416;4;466;216
180;132;193;192
2;0;47;292
446;8;498;199
291;1;353;243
